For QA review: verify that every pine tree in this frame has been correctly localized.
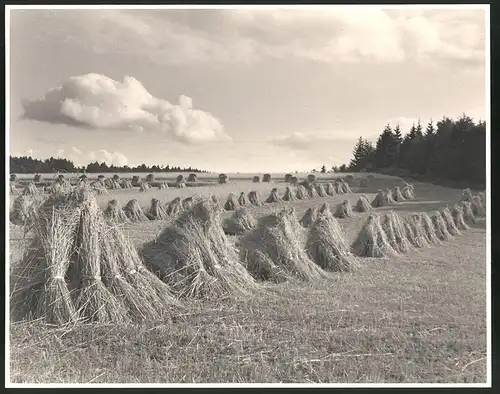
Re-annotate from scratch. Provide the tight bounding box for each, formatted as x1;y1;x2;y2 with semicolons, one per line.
349;137;366;170
321;164;326;173
425;119;435;139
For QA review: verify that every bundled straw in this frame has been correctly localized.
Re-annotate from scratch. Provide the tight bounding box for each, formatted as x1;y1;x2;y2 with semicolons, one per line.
120;179;133;188
142;198;257;298
263;173;272;183
381;211;412;254
252;175;261;183
420;212;441;245
334;200;354;219
224;208;257;235
166;197;183;217
431;212;452;241
479;191;486;207
10;181;18;194
404;214;431;248
146;198;168;220
334;181;345;195
440;207;461;236
282;186;296;202
306;206;359;272
462;188;473;202
23;181;39;196
371;189;394;208
460;201;476;224
318;202;331;215
290;177;299;185
299;207;318;228
123;199;148;222
306;183;319;198
139;182;150;192
471;195;486;217
325;183;335;196
104;199;129;223
354;195;372;212
402;184;415;199
393;187;405;202
182;197;194;211
10;195;36;226
295;185;309;200
351;214;397;257
266;188;283;203
90;181;108;195
451;204;469;231
176;175;186;188
307;174;317;183
248;191;263;206
131;175;140;186
340;179;352;193
224;192;239;211
187;173;198;182
238;192;249;206
146;174;155;182
285;174;293;183
239;207;327;282
315;183;327;197
218;173;229;184
157;182;168;190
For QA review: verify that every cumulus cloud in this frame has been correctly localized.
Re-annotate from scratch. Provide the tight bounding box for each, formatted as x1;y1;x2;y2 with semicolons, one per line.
21;73;230;144
56;146;129;166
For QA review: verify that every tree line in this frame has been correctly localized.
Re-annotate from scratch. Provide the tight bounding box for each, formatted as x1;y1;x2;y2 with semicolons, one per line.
335;114;485;186
9;156;209;174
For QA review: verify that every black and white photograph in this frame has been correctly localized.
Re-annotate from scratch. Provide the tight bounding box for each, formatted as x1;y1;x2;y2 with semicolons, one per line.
6;4;489;386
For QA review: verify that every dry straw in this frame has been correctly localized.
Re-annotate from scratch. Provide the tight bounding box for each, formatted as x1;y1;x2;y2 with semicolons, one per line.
355;195;372;212
351;213;397;257
90;181;108;195
393;187;405;202
139;182;150;192
124;199;149;222
146;174;155;182
23;181;40;196
248;190;263;206
266;187;283;203
141;198;257;298
176;175;186;188
431;211;452;241
371;189;395;208
120;179;133;188
460;201;476;224
381;211;412;254
404;213;431;248
300;207;318;228
334;200;354;218
325;183;335;196
10;181;18;194
419;212;442;245
285;173;293;183
218;173;229;184
471;195;486;217
146;198;168;220
252;175;261;183
334;180;345;194
10;195;36;226
306;205;359;272
340;178;353;193
315;183;327;197
307;174;317;183
263;173;272;183
440;207;461;236
283;186;296;202
224;192;239;210
104;199;129;223
238;192;249;206
307;183;319;198
402;184;415;199
157;182;168;190
166;197;183;217
182;197;194;211
290;176;299;185
295;185;309;200
462;188;473;202
33;174;42;183
187;173;198;182
224;208;258;235
240;207;327;283
132;175;140;186
451;204;469;231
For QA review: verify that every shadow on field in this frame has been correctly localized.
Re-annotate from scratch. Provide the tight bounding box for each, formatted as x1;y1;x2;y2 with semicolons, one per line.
375;200;453;214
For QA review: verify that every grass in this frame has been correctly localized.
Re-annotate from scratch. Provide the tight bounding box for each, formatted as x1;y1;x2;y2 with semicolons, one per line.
7;174;487;383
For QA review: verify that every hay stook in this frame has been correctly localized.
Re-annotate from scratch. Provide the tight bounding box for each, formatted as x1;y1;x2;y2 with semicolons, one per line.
351;214;397;258
266;188;283;203
104;199;129;223
334;200;354;218
123;199;149;222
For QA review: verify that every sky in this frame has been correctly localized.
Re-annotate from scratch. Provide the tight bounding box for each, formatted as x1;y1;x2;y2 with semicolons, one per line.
8;6;487;173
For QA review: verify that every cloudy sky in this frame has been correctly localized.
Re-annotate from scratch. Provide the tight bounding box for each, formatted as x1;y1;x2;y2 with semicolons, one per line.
8;6;487;172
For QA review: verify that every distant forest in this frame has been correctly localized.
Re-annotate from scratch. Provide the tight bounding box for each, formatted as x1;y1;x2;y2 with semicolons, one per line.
332;114;486;187
9;156;210;174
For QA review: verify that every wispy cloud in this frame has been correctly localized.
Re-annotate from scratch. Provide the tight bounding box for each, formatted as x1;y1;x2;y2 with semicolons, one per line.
21;73;231;144
16;8;484;68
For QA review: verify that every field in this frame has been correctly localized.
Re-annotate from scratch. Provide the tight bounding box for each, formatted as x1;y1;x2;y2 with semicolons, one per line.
8;173;487;384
